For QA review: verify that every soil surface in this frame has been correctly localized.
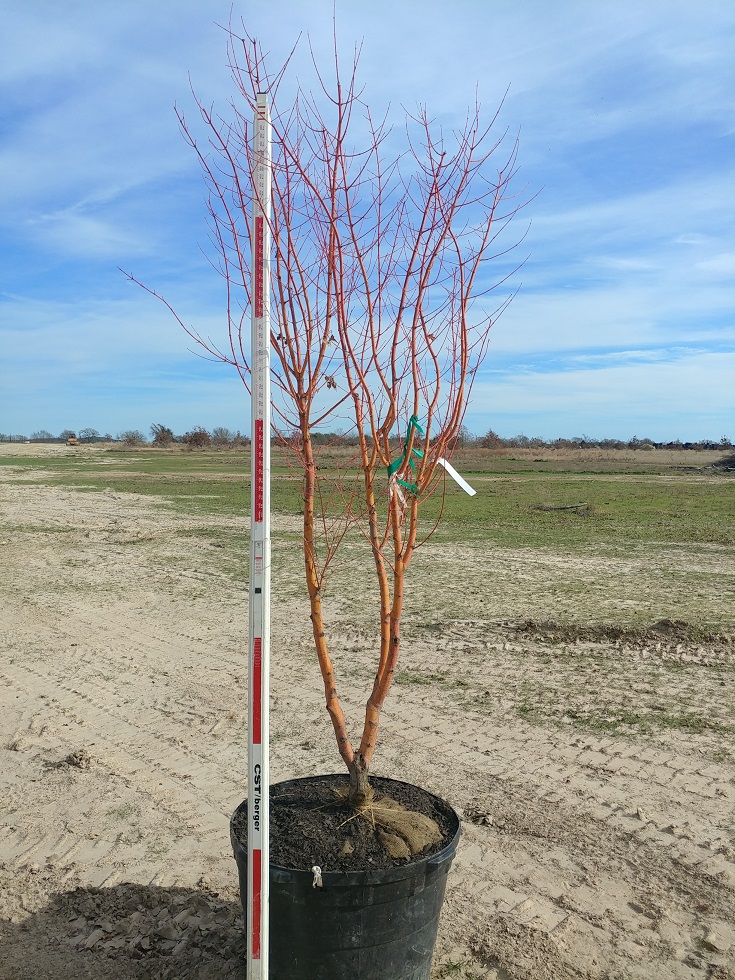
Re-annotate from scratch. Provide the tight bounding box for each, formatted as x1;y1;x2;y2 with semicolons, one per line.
1;445;734;979
231;775;457;872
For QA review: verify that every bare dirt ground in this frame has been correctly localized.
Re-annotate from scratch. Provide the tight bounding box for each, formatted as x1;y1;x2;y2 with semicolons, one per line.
1;446;733;979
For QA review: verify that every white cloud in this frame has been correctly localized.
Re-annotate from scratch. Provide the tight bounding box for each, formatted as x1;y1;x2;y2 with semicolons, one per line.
25;212;148;259
695;252;735;277
467;349;735;439
0;287;247;434
563;348;690;366
487;279;735;356
1;292;212;371
674;233;712;246
591;257;660;272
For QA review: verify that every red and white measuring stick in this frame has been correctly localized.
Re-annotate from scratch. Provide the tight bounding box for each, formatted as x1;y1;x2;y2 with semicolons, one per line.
247;91;272;980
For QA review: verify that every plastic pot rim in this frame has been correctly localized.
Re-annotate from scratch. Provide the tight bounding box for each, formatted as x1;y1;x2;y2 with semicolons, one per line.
230;773;461;887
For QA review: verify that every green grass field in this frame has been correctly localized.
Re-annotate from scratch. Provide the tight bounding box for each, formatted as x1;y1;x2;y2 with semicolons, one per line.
2;446;733;746
3;445;733;549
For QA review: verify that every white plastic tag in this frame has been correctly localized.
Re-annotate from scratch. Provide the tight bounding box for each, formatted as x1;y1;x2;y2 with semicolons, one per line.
437;457;477;496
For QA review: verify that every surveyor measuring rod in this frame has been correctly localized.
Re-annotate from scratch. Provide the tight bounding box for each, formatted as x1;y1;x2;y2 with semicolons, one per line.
248;91;271;980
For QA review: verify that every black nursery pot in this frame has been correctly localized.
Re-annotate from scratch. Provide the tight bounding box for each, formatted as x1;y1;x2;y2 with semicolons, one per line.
230;775;461;980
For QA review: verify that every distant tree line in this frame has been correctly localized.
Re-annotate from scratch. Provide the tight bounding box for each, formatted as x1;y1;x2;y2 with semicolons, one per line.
273;428;734;452
0;424;248;447
117;424;250;448
0;428;113;443
474;431;733;451
0;426;731;452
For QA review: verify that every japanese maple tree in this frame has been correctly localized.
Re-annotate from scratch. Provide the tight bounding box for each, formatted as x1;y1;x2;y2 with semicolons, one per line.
128;27;526;805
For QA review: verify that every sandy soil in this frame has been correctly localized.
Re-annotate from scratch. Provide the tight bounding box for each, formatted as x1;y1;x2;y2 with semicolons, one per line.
1;450;734;979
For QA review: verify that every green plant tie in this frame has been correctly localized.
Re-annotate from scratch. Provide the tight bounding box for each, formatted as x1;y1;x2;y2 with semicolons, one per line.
387;415;425;494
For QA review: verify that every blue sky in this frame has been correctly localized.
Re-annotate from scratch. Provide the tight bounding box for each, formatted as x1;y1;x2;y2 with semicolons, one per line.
1;0;733;441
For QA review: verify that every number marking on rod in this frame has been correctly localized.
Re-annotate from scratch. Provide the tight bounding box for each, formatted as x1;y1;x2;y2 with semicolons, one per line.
254;420;264;523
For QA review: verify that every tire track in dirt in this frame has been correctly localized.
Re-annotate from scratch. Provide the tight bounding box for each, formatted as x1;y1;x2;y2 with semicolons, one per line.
373;710;735;977
0;585;320;894
1;565;248;891
2;665;234;882
226;618;735;976
297;621;735;977
351;662;734;978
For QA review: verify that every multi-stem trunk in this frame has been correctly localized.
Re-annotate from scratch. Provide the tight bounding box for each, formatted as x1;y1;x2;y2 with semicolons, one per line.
301;425;356;778
302;427;411;808
352;468;409;796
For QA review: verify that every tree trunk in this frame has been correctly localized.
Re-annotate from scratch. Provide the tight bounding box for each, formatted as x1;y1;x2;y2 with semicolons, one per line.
348;754;373;808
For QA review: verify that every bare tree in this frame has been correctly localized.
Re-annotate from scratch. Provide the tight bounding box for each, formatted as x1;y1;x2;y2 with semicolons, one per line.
150;423;175;446
119;430;147;446
182;425;212;448
127;28;527;804
212;426;236;446
457;425;476;448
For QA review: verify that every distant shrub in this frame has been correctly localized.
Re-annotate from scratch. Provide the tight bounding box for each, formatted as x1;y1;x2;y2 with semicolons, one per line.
211;426;235;446
150;423;175;446
480;429;504;449
182;426;211;448
119;430;147;447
